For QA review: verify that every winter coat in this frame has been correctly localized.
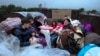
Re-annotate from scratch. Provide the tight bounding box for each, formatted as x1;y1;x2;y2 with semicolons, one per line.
12;25;32;47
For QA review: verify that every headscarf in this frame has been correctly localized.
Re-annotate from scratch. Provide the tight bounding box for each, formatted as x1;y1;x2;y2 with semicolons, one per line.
71;20;81;26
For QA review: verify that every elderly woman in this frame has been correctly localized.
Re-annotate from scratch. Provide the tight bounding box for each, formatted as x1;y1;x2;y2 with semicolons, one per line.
70;20;84;48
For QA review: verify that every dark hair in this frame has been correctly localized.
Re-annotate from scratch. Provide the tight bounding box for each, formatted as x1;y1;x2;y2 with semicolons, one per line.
21;18;30;25
64;19;71;23
26;13;33;19
52;21;57;25
31;30;36;33
57;19;63;24
34;16;42;21
65;15;68;17
44;19;49;25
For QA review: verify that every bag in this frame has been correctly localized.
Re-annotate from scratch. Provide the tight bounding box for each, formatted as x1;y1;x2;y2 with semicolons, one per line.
0;17;21;31
57;30;80;54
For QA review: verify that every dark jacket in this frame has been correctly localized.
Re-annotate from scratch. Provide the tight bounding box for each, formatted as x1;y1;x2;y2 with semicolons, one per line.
34;21;42;32
12;25;32;47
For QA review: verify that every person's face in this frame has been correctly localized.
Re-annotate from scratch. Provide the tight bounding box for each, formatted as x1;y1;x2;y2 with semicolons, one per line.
37;18;42;22
72;26;77;31
24;23;31;28
44;21;48;25
64;20;69;25
30;19;34;24
36;33;39;36
32;32;36;36
53;22;56;25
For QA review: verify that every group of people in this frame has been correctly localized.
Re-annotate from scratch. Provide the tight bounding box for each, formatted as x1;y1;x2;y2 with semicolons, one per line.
0;15;100;56
0;16;70;56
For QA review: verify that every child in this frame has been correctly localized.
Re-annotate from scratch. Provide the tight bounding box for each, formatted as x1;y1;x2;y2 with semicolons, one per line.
39;20;52;48
32;31;38;42
35;32;47;47
29;31;39;45
53;19;64;34
30;31;47;47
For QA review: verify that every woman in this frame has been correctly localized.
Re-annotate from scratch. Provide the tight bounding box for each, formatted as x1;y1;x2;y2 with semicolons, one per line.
63;19;72;29
71;20;84;48
53;19;64;34
50;21;57;30
39;19;53;48
50;19;64;47
34;16;42;32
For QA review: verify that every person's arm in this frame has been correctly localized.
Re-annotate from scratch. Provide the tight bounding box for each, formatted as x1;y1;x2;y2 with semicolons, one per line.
39;25;53;30
13;29;22;40
54;27;63;34
37;37;47;47
29;38;38;45
13;29;30;46
21;41;30;47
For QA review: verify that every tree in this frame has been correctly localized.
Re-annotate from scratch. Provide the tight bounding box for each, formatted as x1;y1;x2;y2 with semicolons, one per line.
0;5;7;9
87;11;91;14
78;8;85;13
26;8;38;11
27;8;34;11
14;6;23;11
90;10;97;14
22;8;26;11
0;5;7;13
6;4;16;13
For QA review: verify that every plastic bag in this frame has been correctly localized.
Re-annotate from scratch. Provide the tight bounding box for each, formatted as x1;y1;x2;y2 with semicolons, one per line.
0;31;20;56
0;31;70;56
20;45;70;56
41;29;51;48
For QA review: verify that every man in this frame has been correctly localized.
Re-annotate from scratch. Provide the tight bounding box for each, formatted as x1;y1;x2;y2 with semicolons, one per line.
13;18;36;47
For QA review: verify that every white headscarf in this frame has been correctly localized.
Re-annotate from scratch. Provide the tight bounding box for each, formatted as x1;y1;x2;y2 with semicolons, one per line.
71;20;81;26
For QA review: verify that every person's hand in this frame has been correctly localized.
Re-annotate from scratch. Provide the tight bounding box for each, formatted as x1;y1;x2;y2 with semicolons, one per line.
50;30;54;34
29;38;37;45
53;29;56;32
